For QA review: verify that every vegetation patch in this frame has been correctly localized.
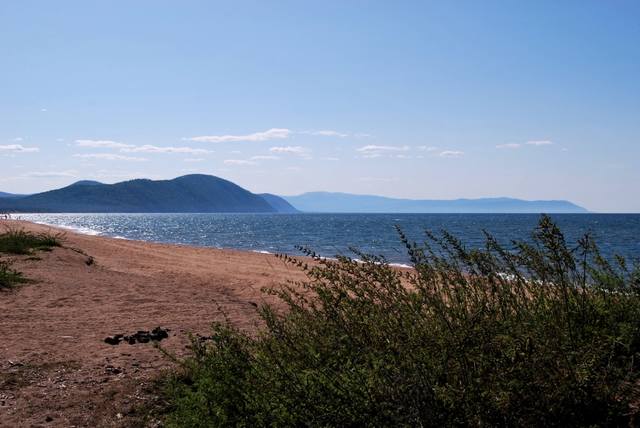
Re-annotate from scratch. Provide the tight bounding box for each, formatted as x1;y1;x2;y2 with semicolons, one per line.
164;216;640;427
0;228;63;255
0;260;27;290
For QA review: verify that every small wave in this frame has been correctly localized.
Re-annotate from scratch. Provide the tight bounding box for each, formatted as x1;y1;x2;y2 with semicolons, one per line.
389;262;413;269
57;224;103;236
252;250;273;254
27;220;103;237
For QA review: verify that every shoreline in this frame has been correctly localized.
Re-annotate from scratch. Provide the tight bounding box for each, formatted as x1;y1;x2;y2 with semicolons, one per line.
5;216;415;269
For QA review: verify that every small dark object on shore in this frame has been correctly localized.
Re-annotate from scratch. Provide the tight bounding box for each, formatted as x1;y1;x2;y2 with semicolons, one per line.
103;327;169;346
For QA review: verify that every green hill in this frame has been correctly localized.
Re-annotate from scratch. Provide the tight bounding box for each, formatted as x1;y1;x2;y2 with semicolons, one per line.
0;175;294;213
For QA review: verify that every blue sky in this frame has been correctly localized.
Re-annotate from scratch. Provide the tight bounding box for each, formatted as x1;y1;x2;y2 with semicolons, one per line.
1;1;638;212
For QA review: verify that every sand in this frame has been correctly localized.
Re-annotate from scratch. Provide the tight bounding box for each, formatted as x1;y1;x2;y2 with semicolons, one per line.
0;220;308;427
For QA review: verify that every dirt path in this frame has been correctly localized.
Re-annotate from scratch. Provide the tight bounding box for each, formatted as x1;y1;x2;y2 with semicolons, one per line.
0;220;306;427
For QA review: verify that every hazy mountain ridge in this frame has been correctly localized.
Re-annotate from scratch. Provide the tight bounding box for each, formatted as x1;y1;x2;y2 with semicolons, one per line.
0;177;587;213
259;194;298;213
282;192;588;213
0;175;294;213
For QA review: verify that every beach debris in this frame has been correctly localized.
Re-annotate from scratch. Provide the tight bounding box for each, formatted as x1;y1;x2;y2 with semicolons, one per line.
103;327;170;346
105;365;122;375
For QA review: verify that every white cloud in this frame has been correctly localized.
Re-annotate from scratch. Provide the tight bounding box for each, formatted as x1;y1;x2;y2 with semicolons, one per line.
321;157;340;161
183;158;206;162
301;130;349;137
496;140;553;149
269;146;308;155
357;145;410;153
356;145;409;158
250;155;280;161
224;159;257;166
73;153;148;162
23;170;77;178
121;145;212;154
439;150;464;158
417;145;438;152
526;140;553;146
496;143;522;149
12;137;24;142
187;128;291;143
0;144;39;153
75;139;135;149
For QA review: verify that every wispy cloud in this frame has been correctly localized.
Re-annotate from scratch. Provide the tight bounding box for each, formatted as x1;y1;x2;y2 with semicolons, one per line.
73;153;148;162
0;144;39;153
269;146;309;155
75;139;135;149
23;170;77;178
496;143;522;149
496;140;554;149
439;150;464;158
121;145;211;154
187;128;291;143
224;159;258;166
417;145;438;152
356;145;409;158
321;157;340;161
183;158;206;162
300;130;349;138
250;155;280;161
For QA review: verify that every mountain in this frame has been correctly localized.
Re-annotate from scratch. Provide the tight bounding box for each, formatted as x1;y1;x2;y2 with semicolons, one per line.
0;175;293;213
68;180;104;187
282;192;588;213
0;191;26;198
259;194;298;213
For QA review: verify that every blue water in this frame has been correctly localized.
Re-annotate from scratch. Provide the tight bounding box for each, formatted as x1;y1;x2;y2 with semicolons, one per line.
15;213;640;265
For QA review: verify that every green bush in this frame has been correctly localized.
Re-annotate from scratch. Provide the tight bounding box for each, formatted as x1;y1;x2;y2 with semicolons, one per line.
0;260;26;289
0;228;63;254
164;216;640;427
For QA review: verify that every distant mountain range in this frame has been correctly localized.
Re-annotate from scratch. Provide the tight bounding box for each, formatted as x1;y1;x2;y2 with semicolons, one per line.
0;175;588;213
282;192;588;213
0;175;297;213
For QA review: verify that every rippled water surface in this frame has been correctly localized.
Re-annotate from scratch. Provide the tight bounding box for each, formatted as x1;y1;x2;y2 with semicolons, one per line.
15;213;640;265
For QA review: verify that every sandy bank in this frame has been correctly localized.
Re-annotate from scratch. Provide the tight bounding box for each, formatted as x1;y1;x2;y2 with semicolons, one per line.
0;220;307;427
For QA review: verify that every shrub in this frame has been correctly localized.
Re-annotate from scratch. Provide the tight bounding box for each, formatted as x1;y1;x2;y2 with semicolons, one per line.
0;260;26;289
164;215;640;427
0;228;63;254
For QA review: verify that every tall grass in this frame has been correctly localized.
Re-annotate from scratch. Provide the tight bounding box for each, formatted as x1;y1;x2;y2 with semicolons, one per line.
0;260;26;289
0;228;63;254
164;215;640;427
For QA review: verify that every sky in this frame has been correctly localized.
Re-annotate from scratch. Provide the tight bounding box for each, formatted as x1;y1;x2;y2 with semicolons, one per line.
1;1;639;212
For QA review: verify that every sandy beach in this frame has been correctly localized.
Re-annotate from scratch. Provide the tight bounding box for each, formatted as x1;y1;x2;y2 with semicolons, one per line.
0;220;307;427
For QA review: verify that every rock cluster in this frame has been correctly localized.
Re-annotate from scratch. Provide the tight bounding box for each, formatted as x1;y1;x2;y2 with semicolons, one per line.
104;327;169;345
